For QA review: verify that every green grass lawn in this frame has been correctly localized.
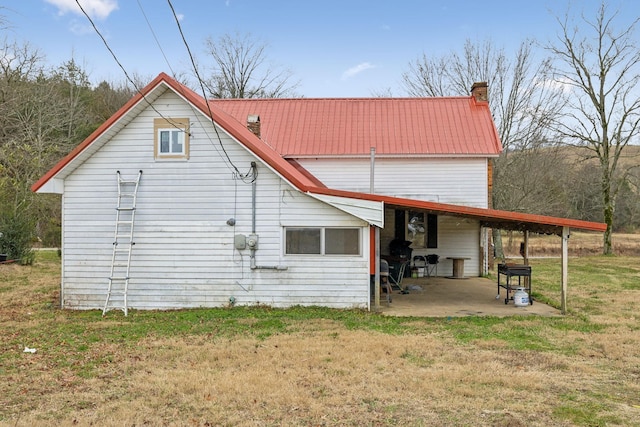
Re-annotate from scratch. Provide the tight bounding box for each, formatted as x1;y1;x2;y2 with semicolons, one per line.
1;251;639;426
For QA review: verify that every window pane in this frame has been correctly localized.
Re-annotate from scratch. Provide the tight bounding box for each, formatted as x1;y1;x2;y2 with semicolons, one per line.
171;130;183;153
407;211;426;248
286;228;321;254
160;131;170;153
427;214;438;248
325;228;360;255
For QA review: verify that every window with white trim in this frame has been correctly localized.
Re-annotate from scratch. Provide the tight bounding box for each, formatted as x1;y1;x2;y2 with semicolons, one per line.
154;118;189;159
285;227;361;255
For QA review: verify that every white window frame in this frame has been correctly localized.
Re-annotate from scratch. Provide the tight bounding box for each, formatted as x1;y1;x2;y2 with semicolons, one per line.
284;227;361;256
158;128;185;155
154;118;190;160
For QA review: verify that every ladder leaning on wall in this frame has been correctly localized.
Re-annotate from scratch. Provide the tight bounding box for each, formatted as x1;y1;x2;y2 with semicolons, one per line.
103;170;142;316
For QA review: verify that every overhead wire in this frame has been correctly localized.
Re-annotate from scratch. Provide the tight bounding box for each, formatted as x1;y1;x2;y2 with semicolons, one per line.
75;0;257;183
136;0;176;77
73;0;186;132
134;0;236;175
166;0;257;183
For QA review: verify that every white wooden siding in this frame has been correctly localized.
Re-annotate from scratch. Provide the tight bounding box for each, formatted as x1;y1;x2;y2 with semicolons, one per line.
378;207;481;277
297;157;489;208
60;91;370;311
409;216;481;277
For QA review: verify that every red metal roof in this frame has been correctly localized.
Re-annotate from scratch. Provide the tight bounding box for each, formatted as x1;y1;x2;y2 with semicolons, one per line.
32;73;604;234
208;97;502;157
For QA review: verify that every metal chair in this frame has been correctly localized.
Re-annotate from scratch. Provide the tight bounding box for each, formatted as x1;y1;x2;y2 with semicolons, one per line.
425;254;440;277
379;259;394;303
412;255;427;277
388;260;409;291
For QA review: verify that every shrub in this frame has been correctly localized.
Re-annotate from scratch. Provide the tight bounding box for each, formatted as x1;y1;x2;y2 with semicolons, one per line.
0;212;35;265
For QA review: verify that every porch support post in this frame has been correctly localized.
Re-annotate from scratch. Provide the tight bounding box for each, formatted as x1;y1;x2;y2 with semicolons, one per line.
370;147;381;311
561;226;569;315
374;227;381;311
481;227;488;276
524;230;530;288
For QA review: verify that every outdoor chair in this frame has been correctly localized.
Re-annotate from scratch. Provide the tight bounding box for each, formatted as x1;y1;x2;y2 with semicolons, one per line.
388;260;409;291
412;255;427;277
379;259;394;303
425;254;440;277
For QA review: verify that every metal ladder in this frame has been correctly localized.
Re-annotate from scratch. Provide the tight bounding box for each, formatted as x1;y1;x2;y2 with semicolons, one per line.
103;170;142;316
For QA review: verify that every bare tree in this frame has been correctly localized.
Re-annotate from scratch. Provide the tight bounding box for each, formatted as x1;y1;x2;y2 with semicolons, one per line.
202;32;299;98
402;38;564;153
615;164;640;230
493;144;568;216
0;39;45;135
402;39;566;260
0;39;108;248
51;58;94;143
0;7;7;30
548;3;640;254
370;87;395;97
91;79;135;121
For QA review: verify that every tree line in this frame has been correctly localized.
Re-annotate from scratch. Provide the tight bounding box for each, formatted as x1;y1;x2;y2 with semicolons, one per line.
1;2;638;260
400;3;640;255
0;38;137;261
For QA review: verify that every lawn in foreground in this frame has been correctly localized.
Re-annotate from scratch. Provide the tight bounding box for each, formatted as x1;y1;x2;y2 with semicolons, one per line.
1;251;639;426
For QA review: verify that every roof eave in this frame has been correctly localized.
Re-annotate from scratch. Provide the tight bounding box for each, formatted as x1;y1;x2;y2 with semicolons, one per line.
306;186;607;235
288;153;501;159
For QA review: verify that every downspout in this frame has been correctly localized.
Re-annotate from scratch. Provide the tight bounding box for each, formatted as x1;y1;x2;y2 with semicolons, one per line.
249;162;287;271
252;164;256;234
250;167;257;269
371;147;381;311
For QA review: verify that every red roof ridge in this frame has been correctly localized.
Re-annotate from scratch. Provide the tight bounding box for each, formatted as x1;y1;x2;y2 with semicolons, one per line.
209;96;475;101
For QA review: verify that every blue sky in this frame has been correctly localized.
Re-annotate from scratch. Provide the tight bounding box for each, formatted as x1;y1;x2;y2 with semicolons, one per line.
4;0;639;97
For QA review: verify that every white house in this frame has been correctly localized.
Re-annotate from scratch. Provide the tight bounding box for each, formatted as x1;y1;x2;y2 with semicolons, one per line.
32;73;606;314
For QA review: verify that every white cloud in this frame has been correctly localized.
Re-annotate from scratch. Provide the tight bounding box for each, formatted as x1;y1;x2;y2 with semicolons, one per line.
45;0;119;20
341;62;376;80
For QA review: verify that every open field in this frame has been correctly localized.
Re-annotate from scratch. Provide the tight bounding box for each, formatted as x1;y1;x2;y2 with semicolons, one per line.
1;250;640;426
502;231;640;258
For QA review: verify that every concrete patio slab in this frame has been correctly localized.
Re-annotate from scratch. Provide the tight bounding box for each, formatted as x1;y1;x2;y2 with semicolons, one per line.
375;276;562;317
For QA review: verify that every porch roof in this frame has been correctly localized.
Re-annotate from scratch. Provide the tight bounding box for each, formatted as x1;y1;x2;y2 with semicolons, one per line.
305;187;607;235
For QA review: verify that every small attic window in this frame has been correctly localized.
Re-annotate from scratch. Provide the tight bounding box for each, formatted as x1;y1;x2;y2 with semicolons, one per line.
154;118;190;160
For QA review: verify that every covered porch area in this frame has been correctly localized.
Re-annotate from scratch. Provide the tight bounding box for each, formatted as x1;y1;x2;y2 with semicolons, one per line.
369;196;607;315
306;187;606;315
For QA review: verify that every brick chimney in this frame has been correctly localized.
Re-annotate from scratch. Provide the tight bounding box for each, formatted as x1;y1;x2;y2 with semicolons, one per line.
471;82;488;103
247;114;260;138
